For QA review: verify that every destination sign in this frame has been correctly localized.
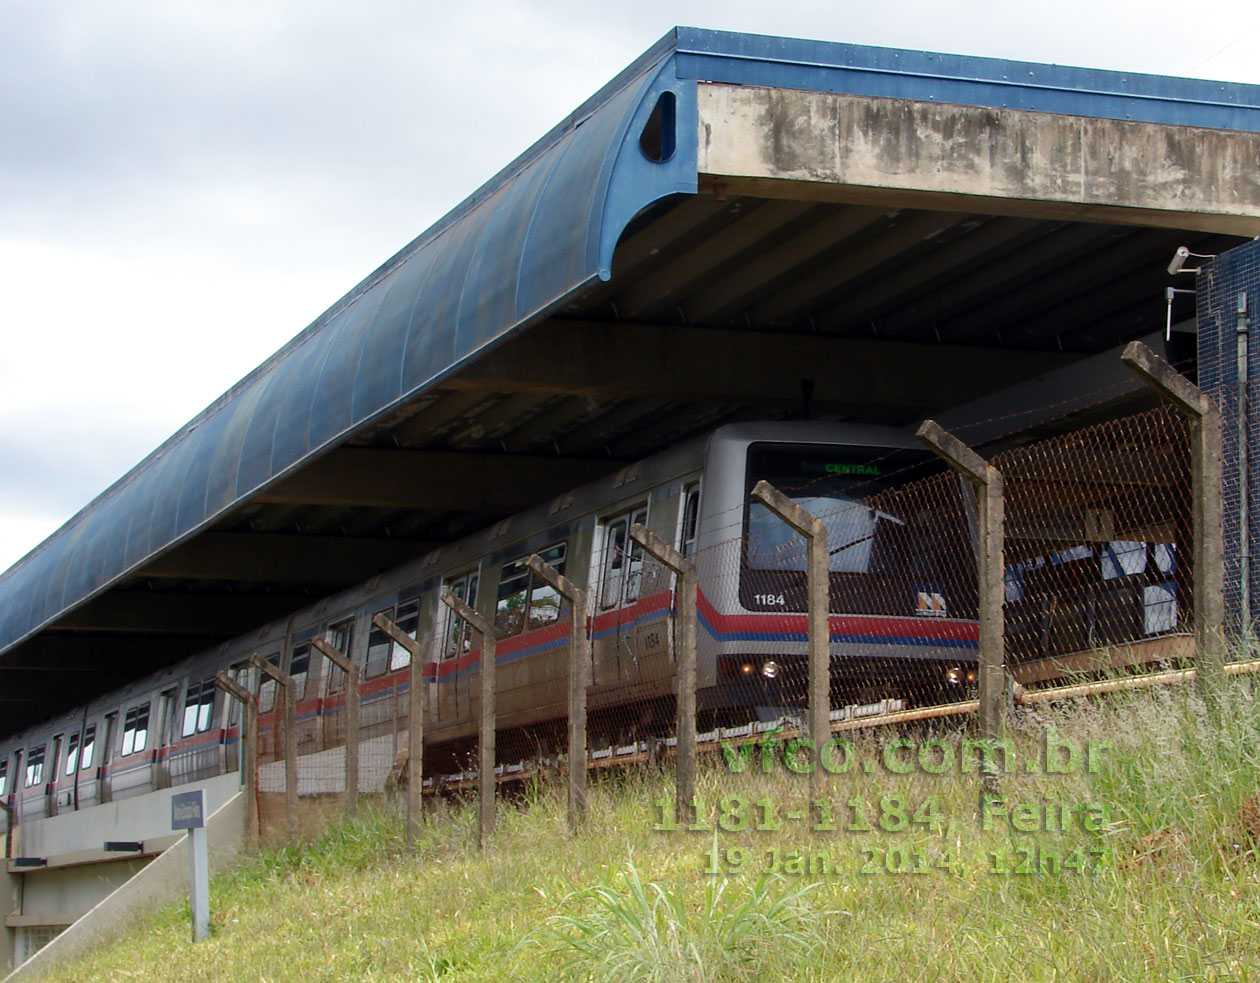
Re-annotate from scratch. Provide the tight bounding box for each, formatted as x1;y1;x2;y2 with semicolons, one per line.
823;463;882;476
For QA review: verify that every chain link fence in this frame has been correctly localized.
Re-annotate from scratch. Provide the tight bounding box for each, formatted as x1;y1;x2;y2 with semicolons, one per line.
217;352;1248;845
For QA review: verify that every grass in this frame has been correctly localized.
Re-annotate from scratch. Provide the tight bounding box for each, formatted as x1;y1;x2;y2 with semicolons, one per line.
43;681;1260;982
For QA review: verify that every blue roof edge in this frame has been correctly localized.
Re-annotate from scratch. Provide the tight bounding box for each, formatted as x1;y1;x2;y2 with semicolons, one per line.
674;27;1260;131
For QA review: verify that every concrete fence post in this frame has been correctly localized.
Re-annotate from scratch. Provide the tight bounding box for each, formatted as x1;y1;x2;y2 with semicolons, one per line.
1122;340;1227;697
249;655;298;841
628;523;698;823
525;553;590;832
214;672;259;849
916;421;1006;761
312;639;359;818
372;613;428;847
749;480;830;798
440;591;496;846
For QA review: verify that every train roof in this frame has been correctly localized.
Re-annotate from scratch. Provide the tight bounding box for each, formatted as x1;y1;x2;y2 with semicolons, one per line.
5;28;1260;738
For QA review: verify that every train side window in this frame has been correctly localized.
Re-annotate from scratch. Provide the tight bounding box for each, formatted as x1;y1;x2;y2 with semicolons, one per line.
79;726;96;772
445;572;481;656
259;666;277;713
495;561;528;639
121;704;150;756
495;544;566;638
365;612;393;679
325;620;355;695
25;745;46;787
288;644;311;700
0;760;7;796
227;663;250;726
255;654;280;713
181;679;217;737
65;732;81;776
680;484;700;557
599;518;628;609
391;599;421;671
599;509;647;609
527;543;567;630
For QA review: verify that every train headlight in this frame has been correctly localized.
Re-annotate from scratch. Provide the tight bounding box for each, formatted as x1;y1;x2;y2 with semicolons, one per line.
945;666;963;685
740;662;755;676
761;660;779;679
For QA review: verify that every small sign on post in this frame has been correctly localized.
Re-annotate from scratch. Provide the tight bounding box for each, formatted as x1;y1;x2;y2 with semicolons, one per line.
172;789;209;942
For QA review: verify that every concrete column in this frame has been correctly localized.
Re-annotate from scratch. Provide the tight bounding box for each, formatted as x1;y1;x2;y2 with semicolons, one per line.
440;592;496;846
1122;341;1227;697
524;554;590;831
312;639;359;818
371;612;428;847
750;480;831;798
916;422;1006;750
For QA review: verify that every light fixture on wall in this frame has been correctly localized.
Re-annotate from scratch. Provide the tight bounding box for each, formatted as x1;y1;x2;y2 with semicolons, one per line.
1164;246;1217;339
1167;245;1215;276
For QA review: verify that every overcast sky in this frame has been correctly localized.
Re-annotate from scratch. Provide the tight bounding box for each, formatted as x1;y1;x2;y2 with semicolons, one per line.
2;0;1260;575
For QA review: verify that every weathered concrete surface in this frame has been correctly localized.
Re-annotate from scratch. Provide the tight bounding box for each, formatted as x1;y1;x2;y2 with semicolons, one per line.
698;83;1260;235
3;792;245;982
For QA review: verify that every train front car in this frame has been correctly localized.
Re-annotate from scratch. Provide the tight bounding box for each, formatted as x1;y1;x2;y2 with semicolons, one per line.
692;422;980;723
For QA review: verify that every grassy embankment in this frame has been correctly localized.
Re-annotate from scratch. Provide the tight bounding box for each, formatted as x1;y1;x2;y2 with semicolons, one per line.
51;683;1260;982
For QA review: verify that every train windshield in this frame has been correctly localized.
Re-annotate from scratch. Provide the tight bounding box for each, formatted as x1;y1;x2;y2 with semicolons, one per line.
744;442;927;574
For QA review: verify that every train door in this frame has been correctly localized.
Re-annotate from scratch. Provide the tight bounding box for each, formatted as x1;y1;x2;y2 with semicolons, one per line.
19;743;45;822
70;723;100;810
380;598;420;743
323;620;355;747
285;641;316;753
593;506;648;686
61;730;81;812
8;750;20;822
439;571;478;726
223;661;251;773
154;688;178;789
256;652;282;761
99;712;117;802
45;734;63;816
0;756;9;836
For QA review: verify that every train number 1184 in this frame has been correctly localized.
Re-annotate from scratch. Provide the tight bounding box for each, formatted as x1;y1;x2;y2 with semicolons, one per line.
754;594;786;606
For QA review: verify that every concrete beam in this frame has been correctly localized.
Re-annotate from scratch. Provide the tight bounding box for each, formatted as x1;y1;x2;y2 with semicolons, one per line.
47;592;303;635
254;448;621;511
923;329;1172;446
451;319;1077;412
138;531;433;583
697;83;1260;236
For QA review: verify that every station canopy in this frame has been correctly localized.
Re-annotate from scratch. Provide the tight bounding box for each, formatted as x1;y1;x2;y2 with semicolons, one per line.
3;28;1260;737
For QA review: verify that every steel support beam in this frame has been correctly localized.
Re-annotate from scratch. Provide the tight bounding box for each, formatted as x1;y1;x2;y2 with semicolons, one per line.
450;320;1075;413
47;592;303;634
255;449;620;511
137;532;434;583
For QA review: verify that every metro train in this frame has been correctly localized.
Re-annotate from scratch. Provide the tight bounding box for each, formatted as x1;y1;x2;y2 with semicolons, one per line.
1;420;981;827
